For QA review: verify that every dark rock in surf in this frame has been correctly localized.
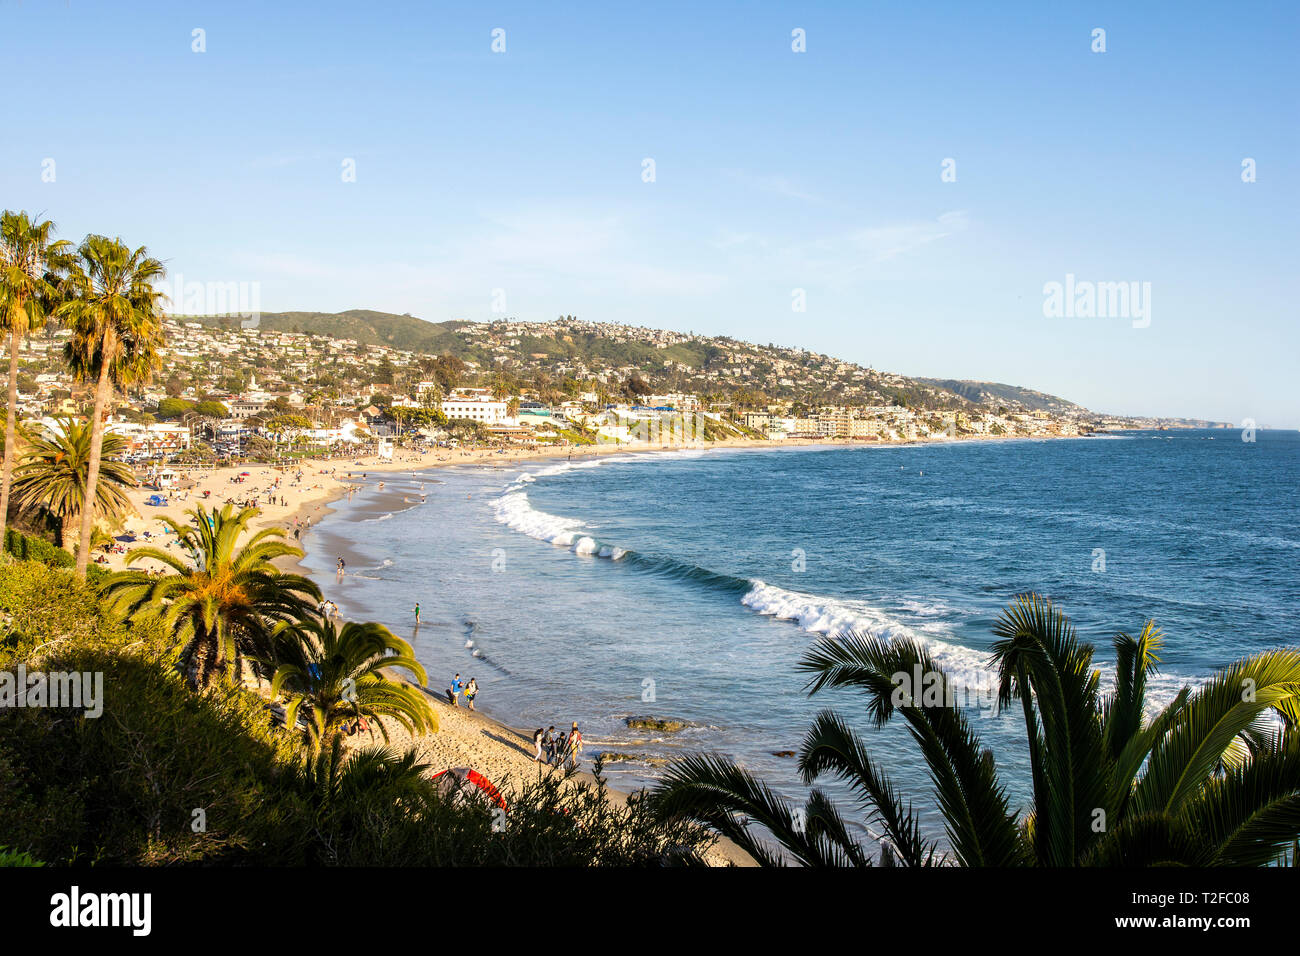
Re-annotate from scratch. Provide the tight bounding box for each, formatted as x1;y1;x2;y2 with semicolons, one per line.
625;716;691;732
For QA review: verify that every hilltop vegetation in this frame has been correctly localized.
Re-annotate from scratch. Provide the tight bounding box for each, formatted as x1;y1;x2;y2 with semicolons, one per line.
916;379;1088;415
187;309;475;354
188;310;1084;415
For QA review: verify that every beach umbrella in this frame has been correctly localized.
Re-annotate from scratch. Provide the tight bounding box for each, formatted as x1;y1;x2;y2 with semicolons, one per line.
430;767;508;811
114;534;137;543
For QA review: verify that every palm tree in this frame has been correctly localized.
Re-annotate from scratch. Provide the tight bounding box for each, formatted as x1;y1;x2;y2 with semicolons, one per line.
0;211;70;545
652;593;1300;867
268;616;437;753
290;735;433;812
58;235;166;577
100;504;321;689
10;417;136;548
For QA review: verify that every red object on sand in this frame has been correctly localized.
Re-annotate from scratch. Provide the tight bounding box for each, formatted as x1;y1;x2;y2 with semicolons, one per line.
430;767;508;811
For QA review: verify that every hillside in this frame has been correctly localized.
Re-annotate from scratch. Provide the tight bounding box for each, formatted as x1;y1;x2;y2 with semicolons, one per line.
916;379;1086;415
187;309;473;353
186;310;1086;415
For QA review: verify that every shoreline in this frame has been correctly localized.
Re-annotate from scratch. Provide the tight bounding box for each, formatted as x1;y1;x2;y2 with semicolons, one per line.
109;429;1095;574
107;432;1094;866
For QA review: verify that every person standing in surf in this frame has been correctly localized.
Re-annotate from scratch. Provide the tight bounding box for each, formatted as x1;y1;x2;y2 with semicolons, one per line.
449;673;463;707
565;722;583;770
413;602;421;625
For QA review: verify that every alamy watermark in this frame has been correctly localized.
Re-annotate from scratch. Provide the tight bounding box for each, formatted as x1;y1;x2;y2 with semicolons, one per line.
593;410;707;445
0;665;103;718
890;664;1000;716
157;272;262;328
1043;273;1150;328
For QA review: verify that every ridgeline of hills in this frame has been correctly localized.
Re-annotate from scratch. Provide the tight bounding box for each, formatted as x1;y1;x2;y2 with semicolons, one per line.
225;310;474;353
189;309;1087;416
915;379;1088;415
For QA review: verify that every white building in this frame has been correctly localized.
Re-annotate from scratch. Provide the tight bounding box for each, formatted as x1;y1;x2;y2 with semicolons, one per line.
105;420;193;454
441;393;508;425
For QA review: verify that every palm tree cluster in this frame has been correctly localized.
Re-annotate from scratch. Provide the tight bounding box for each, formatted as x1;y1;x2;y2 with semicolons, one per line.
0;210;164;574
99;503;436;747
2;210;438;816
653;594;1300;867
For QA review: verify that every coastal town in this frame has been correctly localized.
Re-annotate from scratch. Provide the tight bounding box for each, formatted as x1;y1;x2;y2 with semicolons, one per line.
6;312;1225;466
4;0;1297;902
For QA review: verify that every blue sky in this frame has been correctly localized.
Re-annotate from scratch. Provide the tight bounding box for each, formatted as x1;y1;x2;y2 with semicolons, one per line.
3;1;1297;424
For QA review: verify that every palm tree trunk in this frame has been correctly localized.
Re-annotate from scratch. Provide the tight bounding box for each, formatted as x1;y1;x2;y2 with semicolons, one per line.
194;634;218;690
75;354;113;578
0;330;22;547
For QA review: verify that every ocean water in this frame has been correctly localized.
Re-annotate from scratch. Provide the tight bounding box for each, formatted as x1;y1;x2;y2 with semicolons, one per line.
303;430;1300;838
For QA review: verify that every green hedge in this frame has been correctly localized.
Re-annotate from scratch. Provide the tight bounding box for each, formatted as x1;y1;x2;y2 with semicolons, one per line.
3;529;73;568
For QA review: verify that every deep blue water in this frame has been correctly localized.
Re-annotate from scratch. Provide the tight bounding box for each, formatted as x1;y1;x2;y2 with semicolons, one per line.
303;430;1300;839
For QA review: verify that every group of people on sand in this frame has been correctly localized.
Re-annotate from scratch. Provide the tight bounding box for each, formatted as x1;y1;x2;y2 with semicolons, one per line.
532;723;583;770
448;673;478;710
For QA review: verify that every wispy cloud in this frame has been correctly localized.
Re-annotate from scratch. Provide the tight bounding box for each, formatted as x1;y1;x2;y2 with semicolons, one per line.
846;210;970;262
244;150;341;170
722;168;821;203
708;211;975;285
231;202;730;314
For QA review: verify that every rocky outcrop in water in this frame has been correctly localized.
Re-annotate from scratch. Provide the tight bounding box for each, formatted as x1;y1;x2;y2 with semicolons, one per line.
624;716;691;732
598;751;672;767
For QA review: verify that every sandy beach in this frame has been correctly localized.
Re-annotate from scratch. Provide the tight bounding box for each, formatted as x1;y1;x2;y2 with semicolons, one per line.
108;438;811;865
105;436;824;572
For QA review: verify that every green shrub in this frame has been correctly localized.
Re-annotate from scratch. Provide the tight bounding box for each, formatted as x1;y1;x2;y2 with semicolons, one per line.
0;845;44;867
3;529;73;568
0;643;304;865
0;560;103;665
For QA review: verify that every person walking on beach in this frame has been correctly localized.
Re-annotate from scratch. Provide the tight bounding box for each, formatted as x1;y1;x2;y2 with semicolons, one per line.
543;726;557;764
533;727;545;762
464;677;477;710
565;722;583;770
449;673;463;707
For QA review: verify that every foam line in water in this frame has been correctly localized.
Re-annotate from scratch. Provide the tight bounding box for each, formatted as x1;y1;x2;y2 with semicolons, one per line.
741;579;994;691
491;490;625;560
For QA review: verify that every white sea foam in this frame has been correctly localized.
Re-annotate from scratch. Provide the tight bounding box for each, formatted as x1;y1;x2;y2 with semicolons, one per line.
742;581;1205;714
741;580;994;691
491;490;625;560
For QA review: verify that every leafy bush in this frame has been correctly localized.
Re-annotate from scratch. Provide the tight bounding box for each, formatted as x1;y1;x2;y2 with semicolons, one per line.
0;560;105;664
0;844;44;867
3;529;73;568
284;744;712;866
0;642;304;865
